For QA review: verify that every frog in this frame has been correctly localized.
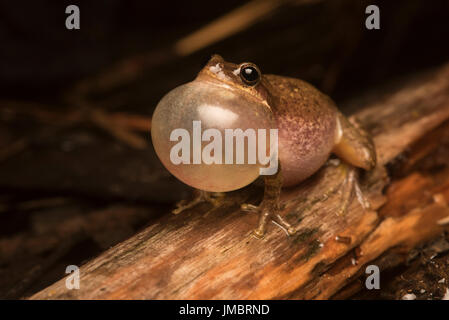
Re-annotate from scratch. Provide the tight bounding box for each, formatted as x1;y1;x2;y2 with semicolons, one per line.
151;54;376;238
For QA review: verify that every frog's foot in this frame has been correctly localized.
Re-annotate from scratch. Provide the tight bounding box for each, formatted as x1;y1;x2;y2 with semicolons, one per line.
336;163;371;216
242;200;295;238
173;190;225;214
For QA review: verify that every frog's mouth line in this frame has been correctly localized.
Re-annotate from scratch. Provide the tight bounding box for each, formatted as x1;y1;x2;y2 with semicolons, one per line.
191;76;273;113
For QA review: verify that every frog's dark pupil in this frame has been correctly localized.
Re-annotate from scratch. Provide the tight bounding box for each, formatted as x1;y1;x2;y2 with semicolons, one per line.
241;66;259;83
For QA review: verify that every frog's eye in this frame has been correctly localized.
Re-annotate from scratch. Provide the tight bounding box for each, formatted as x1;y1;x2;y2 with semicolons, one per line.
239;63;261;86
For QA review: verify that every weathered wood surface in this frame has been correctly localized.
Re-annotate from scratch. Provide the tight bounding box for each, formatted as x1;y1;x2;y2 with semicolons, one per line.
31;63;449;300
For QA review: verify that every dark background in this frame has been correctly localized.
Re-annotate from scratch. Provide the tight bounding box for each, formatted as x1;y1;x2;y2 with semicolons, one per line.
2;0;449;102
0;0;448;299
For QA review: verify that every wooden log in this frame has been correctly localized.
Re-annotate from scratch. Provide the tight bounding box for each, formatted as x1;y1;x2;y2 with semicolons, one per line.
31;63;449;300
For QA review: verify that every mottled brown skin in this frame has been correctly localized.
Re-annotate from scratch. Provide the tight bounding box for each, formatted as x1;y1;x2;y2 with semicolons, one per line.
265;74;339;186
175;55;377;237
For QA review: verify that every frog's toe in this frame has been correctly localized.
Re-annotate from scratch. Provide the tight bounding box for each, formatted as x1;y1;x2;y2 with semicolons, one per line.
243;201;295;237
354;180;371;210
172;198;202;214
252;228;265;239
241;203;259;212
273;213;296;235
334;162;371;216
173;190;225;214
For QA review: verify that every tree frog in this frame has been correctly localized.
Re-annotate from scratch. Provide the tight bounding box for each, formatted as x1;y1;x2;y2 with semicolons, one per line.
151;55;376;237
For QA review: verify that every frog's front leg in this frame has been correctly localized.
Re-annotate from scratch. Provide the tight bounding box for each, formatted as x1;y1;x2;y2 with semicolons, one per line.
333;112;377;215
242;164;295;238
173;190;225;214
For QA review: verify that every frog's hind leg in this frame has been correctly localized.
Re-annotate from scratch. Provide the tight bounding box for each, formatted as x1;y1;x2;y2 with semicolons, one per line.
335;163;370;216
173;190;225;214
333;112;376;171
241;163;295;238
332;112;377;215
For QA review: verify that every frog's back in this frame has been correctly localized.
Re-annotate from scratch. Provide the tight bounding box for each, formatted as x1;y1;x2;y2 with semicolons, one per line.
264;74;339;187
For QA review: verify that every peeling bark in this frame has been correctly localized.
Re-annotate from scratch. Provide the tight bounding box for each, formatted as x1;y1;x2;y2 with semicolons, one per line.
31;63;449;300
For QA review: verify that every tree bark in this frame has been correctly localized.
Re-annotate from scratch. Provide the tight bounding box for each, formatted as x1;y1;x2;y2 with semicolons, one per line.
31;63;449;300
